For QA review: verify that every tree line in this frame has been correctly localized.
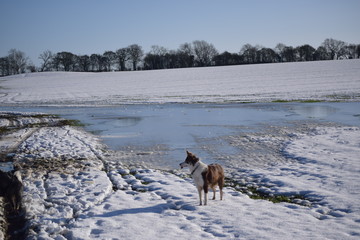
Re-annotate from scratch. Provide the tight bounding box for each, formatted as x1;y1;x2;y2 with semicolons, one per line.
1;38;359;76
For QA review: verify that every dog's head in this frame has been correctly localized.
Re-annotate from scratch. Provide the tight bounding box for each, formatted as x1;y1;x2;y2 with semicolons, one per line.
180;151;199;169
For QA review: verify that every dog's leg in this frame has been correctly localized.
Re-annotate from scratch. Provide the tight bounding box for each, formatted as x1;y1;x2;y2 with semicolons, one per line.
219;184;223;201
203;185;208;206
212;186;216;200
197;186;203;205
219;178;224;200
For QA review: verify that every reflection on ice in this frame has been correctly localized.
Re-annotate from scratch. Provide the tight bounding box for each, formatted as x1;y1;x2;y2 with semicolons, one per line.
93;116;142;128
292;105;337;118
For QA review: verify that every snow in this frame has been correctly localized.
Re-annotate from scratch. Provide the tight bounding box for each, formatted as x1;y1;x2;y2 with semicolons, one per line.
0;112;358;239
0;60;360;239
284;127;360;214
0;59;359;105
15;126;104;165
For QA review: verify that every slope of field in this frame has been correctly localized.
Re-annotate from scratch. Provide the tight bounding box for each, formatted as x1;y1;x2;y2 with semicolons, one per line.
0;59;359;105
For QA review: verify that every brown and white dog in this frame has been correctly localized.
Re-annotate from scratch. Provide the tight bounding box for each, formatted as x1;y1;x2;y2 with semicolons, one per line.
180;151;224;205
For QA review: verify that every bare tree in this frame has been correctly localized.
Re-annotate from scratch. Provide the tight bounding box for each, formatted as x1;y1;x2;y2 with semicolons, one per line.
258;48;278;63
89;54;108;72
344;44;358;59
27;62;37;72
150;45;168;69
103;51;117;71
322;38;347;60
240;44;259;64
115;48;129;71
177;43;194;68
213;51;241;66
282;46;296;62
128;44;143;70
39;50;54;72
192;40;218;67
90;54;100;71
297;44;315;61
8;49;28;74
275;43;287;62
0;57;10;76
55;52;76;71
357;44;360;59
78;55;91;72
313;46;329;60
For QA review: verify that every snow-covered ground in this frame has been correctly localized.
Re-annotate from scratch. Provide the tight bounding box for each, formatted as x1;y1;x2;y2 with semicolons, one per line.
0;60;360;239
0;59;359;105
0;113;359;239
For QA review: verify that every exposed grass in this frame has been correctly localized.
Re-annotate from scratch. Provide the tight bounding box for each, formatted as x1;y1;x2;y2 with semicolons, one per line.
171;172;313;205
0;126;10;135
272;99;292;103
225;177;311;206
299;99;324;103
272;99;324;103
141;181;151;185
28;114;56;118
57;119;84;127
0;114;85;137
136;189;148;193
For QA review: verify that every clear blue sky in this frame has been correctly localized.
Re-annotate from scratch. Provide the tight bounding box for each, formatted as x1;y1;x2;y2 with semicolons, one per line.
1;0;359;66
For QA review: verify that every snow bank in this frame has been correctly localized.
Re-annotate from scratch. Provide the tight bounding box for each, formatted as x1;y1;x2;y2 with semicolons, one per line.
1;59;359;105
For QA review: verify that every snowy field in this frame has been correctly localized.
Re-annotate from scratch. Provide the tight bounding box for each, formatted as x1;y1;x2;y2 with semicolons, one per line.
0;59;359;105
0;60;360;239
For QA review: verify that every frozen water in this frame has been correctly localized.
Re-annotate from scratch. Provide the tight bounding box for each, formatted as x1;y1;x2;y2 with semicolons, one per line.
1;102;359;169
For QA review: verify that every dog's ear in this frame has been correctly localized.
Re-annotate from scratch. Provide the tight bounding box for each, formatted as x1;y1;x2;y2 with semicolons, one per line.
186;150;192;156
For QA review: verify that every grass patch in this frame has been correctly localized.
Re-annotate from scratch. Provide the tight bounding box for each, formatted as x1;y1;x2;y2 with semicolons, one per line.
28;114;56;118
135;189;147;193
225;177;311;206
0;126;10;135
57;119;84;127
299;99;324;103
141;180;151;185
0;114;85;137
272;99;292;103
272;99;324;103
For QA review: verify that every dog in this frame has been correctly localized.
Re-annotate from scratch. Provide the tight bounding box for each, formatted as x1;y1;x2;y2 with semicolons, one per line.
0;170;23;212
180;151;224;205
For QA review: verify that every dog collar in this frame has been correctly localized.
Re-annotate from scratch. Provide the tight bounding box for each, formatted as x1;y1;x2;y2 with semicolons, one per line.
191;162;200;175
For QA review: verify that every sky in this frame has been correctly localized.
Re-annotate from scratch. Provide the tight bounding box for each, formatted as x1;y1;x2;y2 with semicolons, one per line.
1;0;359;66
